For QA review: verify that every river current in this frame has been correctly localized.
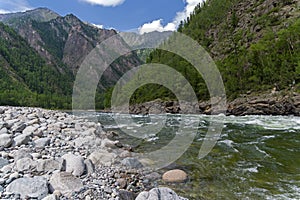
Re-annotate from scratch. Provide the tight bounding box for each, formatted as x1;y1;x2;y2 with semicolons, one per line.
96;113;300;200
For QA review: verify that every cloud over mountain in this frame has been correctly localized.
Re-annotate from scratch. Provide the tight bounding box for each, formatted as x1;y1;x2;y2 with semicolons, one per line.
138;0;204;34
80;0;125;7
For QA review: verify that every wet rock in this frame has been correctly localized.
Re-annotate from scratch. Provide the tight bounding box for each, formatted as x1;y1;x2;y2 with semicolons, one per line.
6;176;49;199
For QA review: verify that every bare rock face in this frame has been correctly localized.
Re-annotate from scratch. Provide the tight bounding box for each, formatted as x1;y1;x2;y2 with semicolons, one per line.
162;169;188;183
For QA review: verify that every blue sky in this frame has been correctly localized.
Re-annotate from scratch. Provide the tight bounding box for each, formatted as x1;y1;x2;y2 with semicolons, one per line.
0;0;203;33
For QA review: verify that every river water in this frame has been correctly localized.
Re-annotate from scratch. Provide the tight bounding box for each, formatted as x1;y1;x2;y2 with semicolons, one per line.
96;113;300;200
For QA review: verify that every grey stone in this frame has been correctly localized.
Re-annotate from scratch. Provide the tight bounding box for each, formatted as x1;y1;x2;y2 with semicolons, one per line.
15;157;37;172
119;189;137;199
0;134;12;148
73;136;99;149
62;154;86;177
42;194;57;200
6;176;49;199
88;150;117;167
13;148;32;161
36;159;61;173
0;178;5;185
0;185;3;192
34;138;51;148
22;126;37;135
0;157;9;168
49;172;83;196
13;133;31;147
136;187;188;200
11;123;26;133
84;159;95;175
121;157;143;169
0;127;8;134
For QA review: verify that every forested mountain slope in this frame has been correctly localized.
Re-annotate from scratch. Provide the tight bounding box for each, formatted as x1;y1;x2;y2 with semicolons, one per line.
0;8;142;109
132;0;300;104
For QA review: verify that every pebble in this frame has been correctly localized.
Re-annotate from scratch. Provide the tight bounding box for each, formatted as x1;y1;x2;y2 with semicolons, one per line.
0;106;187;200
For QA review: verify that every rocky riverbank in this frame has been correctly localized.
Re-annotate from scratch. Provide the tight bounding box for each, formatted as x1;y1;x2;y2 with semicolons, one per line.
0;106;188;200
125;90;300;116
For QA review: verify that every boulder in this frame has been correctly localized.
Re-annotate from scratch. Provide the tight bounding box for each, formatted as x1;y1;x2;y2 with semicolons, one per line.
6;177;49;199
162;169;188;183
62;154;86;177
15;157;37;172
49;172;83;196
88;150;117;167
36;159;61;173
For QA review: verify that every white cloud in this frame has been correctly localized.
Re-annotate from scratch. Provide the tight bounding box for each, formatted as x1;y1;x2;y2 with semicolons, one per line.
80;0;125;7
91;23;104;29
138;19;176;34
138;0;204;34
0;0;32;13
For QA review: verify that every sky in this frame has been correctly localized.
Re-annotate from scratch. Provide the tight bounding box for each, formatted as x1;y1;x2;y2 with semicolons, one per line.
0;0;204;34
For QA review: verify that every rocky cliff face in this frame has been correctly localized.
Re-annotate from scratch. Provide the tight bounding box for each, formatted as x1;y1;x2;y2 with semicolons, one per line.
204;0;300;60
0;8;142;91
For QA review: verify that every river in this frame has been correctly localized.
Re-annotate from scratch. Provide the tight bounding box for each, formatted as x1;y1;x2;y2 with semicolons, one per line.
96;113;300;200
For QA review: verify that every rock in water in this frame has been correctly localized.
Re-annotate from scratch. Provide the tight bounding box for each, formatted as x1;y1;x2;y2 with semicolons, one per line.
6;177;49;199
162;169;188;183
49;172;83;196
136;187;188;200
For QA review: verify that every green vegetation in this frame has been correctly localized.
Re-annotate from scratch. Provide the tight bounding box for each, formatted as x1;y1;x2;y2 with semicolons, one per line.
0;22;73;109
129;0;300;103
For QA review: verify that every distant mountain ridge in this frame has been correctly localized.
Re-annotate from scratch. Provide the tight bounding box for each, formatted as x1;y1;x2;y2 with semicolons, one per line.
0;8;143;108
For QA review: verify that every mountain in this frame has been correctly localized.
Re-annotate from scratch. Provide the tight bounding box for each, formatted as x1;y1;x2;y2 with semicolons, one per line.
0;8;59;26
120;31;173;62
0;8;142;109
0;22;72;107
131;0;300;104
